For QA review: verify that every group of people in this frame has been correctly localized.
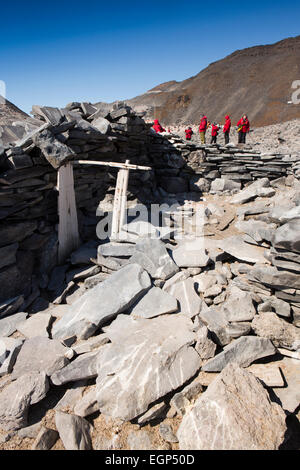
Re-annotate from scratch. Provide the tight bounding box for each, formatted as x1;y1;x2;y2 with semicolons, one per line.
192;114;250;145
152;115;250;145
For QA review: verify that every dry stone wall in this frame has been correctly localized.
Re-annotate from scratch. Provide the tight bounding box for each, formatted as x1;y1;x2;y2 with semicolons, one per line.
0;102;299;307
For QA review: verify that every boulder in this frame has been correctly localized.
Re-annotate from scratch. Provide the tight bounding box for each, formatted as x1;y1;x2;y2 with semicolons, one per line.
11;336;70;380
177;363;286;450
222;284;256;322
129;238;179;280
0;372;49;431
272;218;300;253
52;264;151;340
96;314;201;421
252;312;300;351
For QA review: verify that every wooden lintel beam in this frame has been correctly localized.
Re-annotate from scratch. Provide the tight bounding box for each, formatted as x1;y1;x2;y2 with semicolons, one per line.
72;160;152;171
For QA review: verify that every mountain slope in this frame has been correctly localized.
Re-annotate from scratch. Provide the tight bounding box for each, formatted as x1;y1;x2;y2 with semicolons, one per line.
125;35;300;127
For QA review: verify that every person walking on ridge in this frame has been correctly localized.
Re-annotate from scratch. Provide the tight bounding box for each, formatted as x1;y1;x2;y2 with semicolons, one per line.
199;115;208;144
223;115;231;145
237;114;250;144
210;122;220;144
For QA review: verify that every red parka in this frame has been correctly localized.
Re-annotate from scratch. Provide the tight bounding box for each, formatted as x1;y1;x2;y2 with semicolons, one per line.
199;116;208;132
185;128;193;140
153;119;166;133
211;124;219;137
237;117;250;133
223;115;231;133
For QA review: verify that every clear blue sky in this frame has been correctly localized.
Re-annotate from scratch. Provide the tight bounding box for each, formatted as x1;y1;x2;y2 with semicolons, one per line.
1;0;299;113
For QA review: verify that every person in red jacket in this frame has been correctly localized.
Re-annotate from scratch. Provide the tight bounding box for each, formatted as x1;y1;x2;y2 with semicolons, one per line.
237;114;250;144
199;115;208;144
223;115;231;145
210;123;220;144
185;127;193;140
152;119;166;133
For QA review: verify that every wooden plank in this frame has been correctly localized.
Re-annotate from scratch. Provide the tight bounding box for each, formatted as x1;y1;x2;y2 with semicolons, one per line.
57;162;80;263
73;160;151;171
111;168;124;239
119;160;130;230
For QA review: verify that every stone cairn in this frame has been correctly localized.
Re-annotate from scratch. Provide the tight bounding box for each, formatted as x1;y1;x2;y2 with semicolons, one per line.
0;103;300;450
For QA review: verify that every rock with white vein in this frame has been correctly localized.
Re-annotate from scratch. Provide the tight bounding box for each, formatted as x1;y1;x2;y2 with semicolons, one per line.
96;314;201;421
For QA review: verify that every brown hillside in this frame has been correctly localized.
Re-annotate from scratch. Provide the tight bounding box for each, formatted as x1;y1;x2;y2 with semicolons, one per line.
126;35;300;127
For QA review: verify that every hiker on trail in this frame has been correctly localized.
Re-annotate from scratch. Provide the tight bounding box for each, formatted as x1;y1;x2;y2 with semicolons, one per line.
237;114;250;144
185;127;193;140
199;115;208;144
210;123;220;144
153;119;166;133
223;115;231;144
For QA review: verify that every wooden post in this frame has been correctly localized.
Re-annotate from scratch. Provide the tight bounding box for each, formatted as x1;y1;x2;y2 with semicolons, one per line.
111;160;130;239
57;162;80;263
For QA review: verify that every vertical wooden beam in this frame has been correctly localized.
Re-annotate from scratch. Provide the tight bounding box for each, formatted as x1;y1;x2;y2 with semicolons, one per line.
119;159;130;230
57;162;80;263
111;168;124;239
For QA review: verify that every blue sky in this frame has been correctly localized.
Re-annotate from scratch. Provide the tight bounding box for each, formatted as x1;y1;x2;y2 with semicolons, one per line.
1;0;299;113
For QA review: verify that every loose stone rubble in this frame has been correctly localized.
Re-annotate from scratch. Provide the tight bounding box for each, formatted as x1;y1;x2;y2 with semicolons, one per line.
0;102;300;450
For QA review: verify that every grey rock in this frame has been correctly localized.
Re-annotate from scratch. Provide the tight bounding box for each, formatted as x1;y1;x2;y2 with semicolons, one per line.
0;311;27;337
54;381;87;412
31;426;59;450
272;218;300;254
0;372;49;431
137;401;167;425
32;129;75;169
195;325;217;359
167;278;202;318
98;242;135;258
18;422;42;439
72;334;109;355
202;336;276;372
17;313;52;338
50;351;99;386
96;314;200;421
73;386;99;417
258;296;291;318
225;322;252;338
252;312;300;350
91;117;111;134
0;222;37;248
222;284;256;322
172;242;210;268
130;287;178;319
52;264;151;340
199;308;231;346
129;238;179;280
55;411;92;450
177;363;287;450
217;236;267;264
231;178;274;204
0;337;23;376
248;265;300;290
11;336;70;380
170;379;203;417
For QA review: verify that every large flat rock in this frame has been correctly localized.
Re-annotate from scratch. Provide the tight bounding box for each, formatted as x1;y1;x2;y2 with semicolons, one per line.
202;336;276;372
52;263;151;340
130;287;178;319
252;311;300;351
96;314;201;421
11;336;70;380
217;236;267;264
177;363;286;450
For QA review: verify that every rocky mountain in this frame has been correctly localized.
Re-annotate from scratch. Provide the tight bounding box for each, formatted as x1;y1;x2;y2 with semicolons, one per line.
125;35;300;127
0;96;40;146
